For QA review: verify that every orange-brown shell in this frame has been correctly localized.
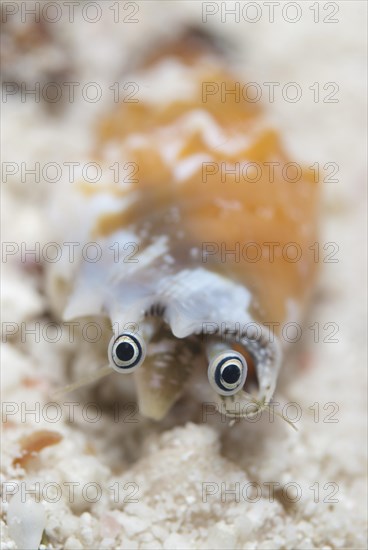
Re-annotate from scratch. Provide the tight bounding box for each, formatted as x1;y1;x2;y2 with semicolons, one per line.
82;53;318;331
50;38;320;421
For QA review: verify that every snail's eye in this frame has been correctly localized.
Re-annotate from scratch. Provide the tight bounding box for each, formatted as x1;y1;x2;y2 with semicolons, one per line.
108;333;146;373
208;351;247;396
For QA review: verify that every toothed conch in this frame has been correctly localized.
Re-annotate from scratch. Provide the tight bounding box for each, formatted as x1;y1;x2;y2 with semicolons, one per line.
49;30;318;423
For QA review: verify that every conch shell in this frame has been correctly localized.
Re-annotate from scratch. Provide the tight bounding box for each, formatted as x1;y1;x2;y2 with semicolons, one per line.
49;31;318;422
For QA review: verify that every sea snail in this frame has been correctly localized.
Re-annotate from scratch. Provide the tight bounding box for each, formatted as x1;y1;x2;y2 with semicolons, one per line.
50;31;318;421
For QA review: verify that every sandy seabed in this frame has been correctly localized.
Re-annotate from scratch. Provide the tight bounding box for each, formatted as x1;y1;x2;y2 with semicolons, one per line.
1;1;367;549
